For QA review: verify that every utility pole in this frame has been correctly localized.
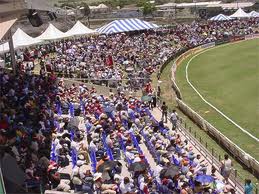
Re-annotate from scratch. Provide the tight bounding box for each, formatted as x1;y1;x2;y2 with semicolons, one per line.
8;30;16;74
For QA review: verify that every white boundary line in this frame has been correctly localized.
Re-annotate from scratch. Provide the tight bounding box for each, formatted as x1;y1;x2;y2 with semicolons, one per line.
185;43;259;142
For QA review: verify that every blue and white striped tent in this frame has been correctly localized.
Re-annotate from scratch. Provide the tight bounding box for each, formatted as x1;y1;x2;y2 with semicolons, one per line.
209;14;232;21
249;11;259;17
97;18;159;34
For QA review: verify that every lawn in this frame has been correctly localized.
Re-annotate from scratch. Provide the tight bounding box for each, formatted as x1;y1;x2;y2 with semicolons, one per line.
176;39;259;160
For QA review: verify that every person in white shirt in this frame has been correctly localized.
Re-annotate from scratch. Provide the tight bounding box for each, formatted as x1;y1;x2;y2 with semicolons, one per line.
89;139;98;153
170;109;178;130
119;177;134;194
221;154;233;183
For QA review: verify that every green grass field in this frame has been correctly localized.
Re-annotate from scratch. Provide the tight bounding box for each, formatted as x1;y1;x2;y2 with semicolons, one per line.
176;39;259;160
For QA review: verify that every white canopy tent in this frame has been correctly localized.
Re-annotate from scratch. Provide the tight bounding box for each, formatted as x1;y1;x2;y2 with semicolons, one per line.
36;23;69;40
0;28;42;53
209;14;232;21
97;4;109;9
65;21;96;37
249;10;259;17
230;8;250;18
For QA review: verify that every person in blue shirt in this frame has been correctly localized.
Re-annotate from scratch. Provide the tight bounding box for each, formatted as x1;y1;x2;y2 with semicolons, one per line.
244;179;253;194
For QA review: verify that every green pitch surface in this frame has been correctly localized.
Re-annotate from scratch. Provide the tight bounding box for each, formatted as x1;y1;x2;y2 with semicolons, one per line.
176;39;259;160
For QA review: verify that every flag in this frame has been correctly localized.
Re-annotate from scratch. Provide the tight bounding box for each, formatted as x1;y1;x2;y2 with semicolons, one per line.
80;99;85;115
69;102;75;117
56;102;62;116
106;55;113;67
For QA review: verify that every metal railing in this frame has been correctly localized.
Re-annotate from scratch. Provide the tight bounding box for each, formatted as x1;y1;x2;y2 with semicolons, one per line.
0;163;6;194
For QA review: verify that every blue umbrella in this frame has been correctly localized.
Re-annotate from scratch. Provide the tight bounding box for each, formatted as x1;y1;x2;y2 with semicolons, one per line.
103;105;114;113
195;175;214;184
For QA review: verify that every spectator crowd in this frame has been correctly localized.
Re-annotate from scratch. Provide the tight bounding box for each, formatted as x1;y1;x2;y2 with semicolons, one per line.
0;18;258;194
8;18;258;91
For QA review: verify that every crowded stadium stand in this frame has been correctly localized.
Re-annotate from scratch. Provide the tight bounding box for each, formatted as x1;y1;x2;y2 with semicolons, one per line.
0;2;258;194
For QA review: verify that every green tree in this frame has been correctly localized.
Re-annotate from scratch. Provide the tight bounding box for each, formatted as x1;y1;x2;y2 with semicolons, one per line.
142;1;157;17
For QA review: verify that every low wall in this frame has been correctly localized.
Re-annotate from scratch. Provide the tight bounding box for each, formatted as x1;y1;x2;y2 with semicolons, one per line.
170;46;204;99
163;36;259;177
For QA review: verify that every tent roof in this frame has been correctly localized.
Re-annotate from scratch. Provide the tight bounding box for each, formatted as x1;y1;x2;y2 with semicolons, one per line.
65;21;96;36
36;23;69;40
97;4;108;9
0;28;42;53
13;28;42;47
97;18;159;35
230;8;250;18
209;14;232;21
249;10;259;17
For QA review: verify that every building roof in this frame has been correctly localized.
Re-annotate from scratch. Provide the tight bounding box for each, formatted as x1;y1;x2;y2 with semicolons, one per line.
206;2;254;9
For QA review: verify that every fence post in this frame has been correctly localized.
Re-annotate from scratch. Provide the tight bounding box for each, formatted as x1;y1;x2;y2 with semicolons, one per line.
212;148;214;166
218;155;221;162
189;127;191;133
234;169;237;189
205;142;207;148
194;131;197;138
184;122;187;128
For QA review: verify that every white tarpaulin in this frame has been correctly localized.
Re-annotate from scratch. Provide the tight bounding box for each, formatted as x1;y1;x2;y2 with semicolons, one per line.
36;23;69;40
230;8;250;18
65;21;96;37
249;11;259;17
0;28;42;53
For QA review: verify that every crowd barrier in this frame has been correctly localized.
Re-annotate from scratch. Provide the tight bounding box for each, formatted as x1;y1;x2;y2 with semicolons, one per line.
158;35;259;178
245;33;259;40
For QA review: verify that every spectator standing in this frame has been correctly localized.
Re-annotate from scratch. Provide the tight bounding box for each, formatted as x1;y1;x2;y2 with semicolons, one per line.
170;109;178;130
244;179;253;194
152;89;157;108
161;102;168;123
220;154;233;183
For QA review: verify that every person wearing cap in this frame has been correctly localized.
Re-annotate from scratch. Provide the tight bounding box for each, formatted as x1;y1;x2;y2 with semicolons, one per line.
93;173;117;194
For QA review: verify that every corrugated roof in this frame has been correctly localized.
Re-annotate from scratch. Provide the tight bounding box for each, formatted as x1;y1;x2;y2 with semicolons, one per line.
206;2;254;9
